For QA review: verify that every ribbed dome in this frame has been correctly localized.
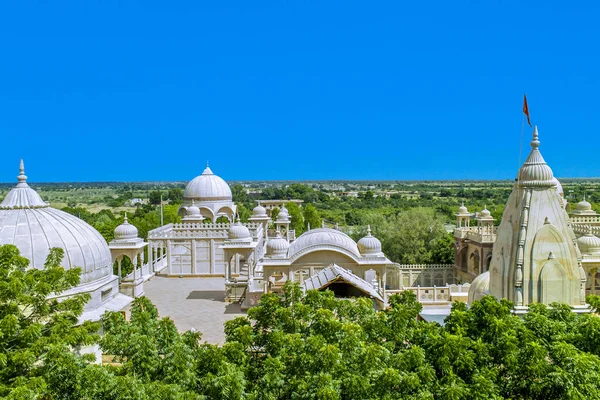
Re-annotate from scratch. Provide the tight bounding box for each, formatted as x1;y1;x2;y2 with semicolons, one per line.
577;226;600;254
183;166;232;201
288;228;360;258
0;160;47;209
456;203;470;216
468;271;490;305
114;214;139;240
228;219;251;241
186;200;201;216
266;231;289;257
0;161;112;284
276;206;290;222
357;226;383;256
252;202;268;217
576;200;592;211
517;127;555;187
479;208;491;218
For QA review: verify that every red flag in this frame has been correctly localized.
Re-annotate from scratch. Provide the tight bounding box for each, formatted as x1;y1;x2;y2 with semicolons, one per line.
523;94;532;127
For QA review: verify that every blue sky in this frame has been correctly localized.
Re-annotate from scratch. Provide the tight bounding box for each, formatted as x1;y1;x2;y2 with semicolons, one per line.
0;1;598;182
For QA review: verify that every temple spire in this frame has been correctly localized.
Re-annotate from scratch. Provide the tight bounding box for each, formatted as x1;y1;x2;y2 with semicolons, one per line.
530;125;540;149
17;159;27;184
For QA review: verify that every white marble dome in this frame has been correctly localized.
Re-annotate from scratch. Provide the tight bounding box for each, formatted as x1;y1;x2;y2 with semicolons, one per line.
276;206;290;222
186;201;201;216
479;208;491;218
457;204;469;214
114;214;138;240
517;127;555;187
0;161;112;284
575;199;593;212
266;231;289;257
184;166;232;201
288;228;360;258
228;220;251;241
577;226;600;254
468;271;490;305
252;202;268;217
357;226;383;256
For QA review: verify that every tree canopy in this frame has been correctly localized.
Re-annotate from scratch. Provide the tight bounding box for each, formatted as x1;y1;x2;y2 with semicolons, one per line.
4;244;600;399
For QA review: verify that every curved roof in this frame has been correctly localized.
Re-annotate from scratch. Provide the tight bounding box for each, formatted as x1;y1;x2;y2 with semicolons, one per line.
288;228;361;258
184;166;232;202
468;271;490;305
0;161;112;284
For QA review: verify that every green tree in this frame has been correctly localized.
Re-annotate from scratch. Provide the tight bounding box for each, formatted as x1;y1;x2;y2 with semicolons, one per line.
286;202;304;235
148;190;162;206
303;203;321;230
0;245;99;398
167;188;184;205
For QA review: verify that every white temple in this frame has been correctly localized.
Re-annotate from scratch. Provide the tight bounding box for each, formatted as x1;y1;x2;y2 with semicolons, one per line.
465;127;589;312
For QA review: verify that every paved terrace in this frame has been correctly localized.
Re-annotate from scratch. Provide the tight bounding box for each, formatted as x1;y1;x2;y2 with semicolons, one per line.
139;276;246;344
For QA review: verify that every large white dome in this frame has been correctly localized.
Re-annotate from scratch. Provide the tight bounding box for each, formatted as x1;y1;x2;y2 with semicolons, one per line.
0;161;112;284
288;228;361;258
184;166;232;202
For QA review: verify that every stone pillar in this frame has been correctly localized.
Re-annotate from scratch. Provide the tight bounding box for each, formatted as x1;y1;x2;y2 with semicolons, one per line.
117;258;122;280
166;240;172;275
191;239;197;275
147;243;153;273
210;239;215;275
133;253;138;281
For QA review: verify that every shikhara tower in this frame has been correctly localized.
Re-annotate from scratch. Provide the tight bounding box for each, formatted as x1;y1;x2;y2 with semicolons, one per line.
469;127;588;312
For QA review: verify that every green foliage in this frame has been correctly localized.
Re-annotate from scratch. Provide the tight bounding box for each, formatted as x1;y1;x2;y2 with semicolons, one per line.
286;202;305;235
0;245;98;398
303;203;321;230
148;190;162;205
2;243;600;399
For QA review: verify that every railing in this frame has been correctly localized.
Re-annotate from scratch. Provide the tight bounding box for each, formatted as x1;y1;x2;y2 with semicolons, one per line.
386;283;470;304
454;226;496;242
571;216;600;224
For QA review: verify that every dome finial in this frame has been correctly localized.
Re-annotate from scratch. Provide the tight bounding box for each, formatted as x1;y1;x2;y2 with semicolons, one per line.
206;160;209;168
367;224;372;236
17;159;27;184
530;126;540;149
322;221;325;228
124;212;128;223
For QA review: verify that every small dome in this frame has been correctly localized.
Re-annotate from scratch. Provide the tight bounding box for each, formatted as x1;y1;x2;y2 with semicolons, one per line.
276;206;290;222
456;203;470;216
479;208;491;218
183;166;232;202
228;219;251;241
252;202;268;217
576;200;592;212
357;226;383;256
517;127;555;187
266;231;289;257
114;214;139;240
577;226;600;254
468;271;490;305
185;200;202;217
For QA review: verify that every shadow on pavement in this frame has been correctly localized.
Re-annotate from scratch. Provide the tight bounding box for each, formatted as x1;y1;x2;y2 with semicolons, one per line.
186;290;226;301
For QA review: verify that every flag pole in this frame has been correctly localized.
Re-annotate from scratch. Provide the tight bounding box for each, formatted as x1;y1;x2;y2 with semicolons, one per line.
517;111;525;183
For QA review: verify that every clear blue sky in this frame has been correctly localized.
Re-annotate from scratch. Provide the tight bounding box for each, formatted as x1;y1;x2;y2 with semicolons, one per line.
0;1;598;182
